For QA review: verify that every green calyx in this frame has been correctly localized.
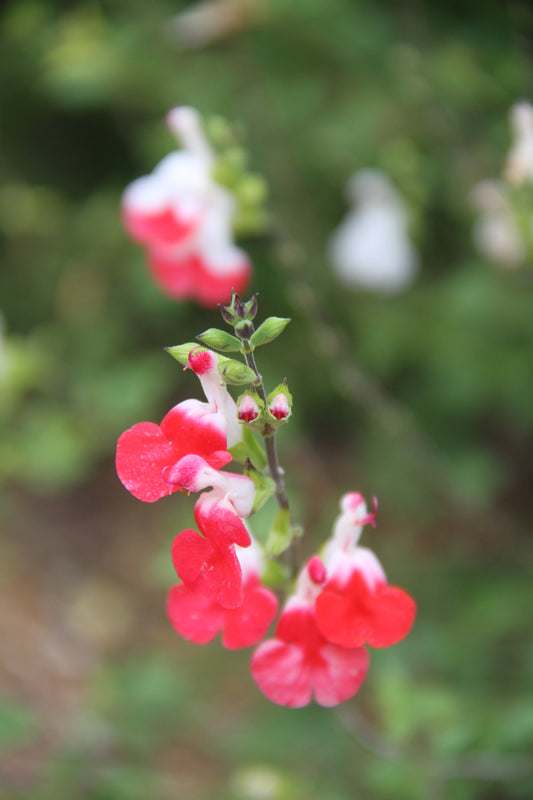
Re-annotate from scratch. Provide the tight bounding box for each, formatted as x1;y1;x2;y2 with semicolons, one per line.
165;342;213;366
244;461;276;513
265;508;302;557
250;317;291;348
218;358;257;386
196;328;242;353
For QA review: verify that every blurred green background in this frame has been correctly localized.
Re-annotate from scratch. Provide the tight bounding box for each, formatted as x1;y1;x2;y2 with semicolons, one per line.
1;1;533;798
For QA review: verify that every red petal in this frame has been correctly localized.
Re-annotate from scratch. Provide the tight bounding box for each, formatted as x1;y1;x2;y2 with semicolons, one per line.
148;250;200;300
364;585;417;648
167;585;223;644
214;547;244;610
222;581;278;649
123;206;199;246
195;499;252;549
116;422;181;502
312;644;369;707
193;257;252;308
251;640;313;708
316;572;416;649
160;402;229;463
171;530;213;586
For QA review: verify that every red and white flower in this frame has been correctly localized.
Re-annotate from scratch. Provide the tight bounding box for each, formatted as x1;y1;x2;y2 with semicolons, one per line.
167;535;278;647
122;106;251;306
115;349;241;503
315;493;416;649
251;556;369;708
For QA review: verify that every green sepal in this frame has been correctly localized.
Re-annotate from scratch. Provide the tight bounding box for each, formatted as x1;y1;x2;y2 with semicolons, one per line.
250;317;291;348
266;508;293;557
228;427;267;470
218;358;257;386
261;558;290;590
196;328;242;352
244;462;276;513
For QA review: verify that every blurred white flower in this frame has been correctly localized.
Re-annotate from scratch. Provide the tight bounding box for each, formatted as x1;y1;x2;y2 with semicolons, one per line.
471;180;525;269
504;100;533;186
167;0;264;49
328;169;418;293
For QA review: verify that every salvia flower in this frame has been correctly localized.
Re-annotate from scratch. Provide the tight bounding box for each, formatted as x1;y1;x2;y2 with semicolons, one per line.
115;349;240;502
122;106;251;306
315;493;416;649
167;535;278;647
251;557;370;708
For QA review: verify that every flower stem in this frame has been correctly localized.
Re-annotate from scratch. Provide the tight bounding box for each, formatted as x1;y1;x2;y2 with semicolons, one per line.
243;348;290;513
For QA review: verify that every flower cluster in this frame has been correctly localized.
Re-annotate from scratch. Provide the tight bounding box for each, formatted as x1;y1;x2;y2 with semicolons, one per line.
122;106;251;306
115;295;416;708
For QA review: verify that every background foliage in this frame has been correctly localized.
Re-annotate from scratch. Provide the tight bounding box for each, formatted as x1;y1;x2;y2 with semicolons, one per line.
1;1;532;798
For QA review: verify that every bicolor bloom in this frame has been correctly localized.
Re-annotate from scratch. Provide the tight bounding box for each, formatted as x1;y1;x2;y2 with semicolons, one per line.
315;493;416;649
251;556;369;708
115;349;241;503
164;453;255;524
122;106;251;306
167;535;278;647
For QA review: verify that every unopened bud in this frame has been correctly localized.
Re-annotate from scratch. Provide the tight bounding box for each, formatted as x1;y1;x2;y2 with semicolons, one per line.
218;358;257;386
234;319;254;340
196;328;241;352
165;342;207;366
268;393;290;420
267;382;292;422
237;393;261;423
307;556;327;585
250;316;290;348
245;293;259;320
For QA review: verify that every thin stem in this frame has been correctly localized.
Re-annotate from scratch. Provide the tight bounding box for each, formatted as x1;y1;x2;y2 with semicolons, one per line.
243;348;290;512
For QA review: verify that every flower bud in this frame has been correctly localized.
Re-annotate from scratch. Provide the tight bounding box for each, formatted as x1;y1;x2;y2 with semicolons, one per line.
234;319;254;340
237;393;261;423
196;328;242;352
218;358;257;386
267;382;292;422
165;342;209;366
250;316;291;348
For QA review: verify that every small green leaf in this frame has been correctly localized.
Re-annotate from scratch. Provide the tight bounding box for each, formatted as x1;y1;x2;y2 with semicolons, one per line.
196;328;242;352
250;317;291;348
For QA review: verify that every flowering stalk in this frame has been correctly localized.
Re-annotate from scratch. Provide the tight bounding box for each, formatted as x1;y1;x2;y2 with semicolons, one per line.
116;289;415;708
224;299;290;514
